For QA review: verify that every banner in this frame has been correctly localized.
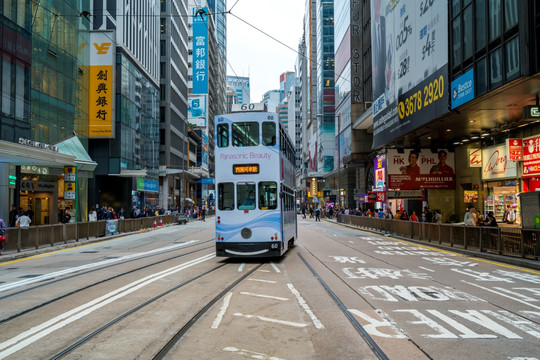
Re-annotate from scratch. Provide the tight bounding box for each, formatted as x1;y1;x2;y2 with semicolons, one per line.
522;135;540;177
89;31;115;138
481;144;517;180
188;95;207;127
387;149;455;189
371;0;448;148
192;7;209;94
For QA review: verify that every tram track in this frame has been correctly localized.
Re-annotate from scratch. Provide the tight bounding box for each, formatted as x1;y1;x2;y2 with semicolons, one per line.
0;239;215;325
47;261;263;360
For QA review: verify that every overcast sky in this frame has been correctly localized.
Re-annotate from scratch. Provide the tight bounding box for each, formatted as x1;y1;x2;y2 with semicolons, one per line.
226;0;305;103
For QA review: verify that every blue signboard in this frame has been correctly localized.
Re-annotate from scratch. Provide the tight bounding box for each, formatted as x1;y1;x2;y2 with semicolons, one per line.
451;69;474;109
192;7;209;94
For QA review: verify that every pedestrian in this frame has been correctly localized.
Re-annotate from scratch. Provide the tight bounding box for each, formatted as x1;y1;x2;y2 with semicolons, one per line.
61;209;71;224
9;204;18;227
201;205;206;221
502;205;511;223
27;205;34;223
385;208;394;219
89;207;97;221
309;207;313;218
0;217;7;255
118;207;126;219
433;210;442;223
507;208;516;224
315;206;321;221
301;205;306;219
484;211;498;227
464;205;477;226
16;211;32;227
410;211;418;222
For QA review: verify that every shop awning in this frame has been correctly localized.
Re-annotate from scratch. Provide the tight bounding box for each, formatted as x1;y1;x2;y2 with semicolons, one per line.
0;139;76;166
53;136;98;172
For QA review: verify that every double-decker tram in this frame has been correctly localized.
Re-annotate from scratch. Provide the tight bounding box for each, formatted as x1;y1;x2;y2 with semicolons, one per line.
214;103;297;257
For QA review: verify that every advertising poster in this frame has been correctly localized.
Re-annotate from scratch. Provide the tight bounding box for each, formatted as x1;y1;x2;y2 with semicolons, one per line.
374;155;386;190
522;135;540;177
89;31;115;138
451;69;474;109
387;149;455;189
192;7;209;94
188;95;207;127
371;0;448;148
481;144;517;180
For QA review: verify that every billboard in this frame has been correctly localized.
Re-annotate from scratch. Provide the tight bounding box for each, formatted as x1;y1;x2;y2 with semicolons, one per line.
192;7;209;94
188;95;207;127
371;0;448;148
522;136;540;177
481;144;517;180
387;149;455;189
451;69;474;109
89;31;115;138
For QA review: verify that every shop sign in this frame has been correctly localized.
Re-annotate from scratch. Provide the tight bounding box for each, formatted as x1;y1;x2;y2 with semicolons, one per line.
522;135;540;177
136;178;159;192
481;144;517;180
386;190;424;199
358;194;368;203
523;105;540;119
468;148;482;167
367;192;376;203
21;165;49;175
464;190;478;203
387;149;455;190
18;138;58;152
8;175;16;186
374;155;386;190
375;191;386;202
451;69;474;109
310;177;317;197
21;180;56;192
507;138;523;161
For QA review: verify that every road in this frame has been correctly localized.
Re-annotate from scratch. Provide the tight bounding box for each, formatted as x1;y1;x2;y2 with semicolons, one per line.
0;216;539;359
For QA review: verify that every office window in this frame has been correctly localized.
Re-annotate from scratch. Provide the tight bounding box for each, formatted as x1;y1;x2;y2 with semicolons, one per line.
504;0;518;30
505;36;519;79
475;0;487;49
452;0;461;17
452;18;462;65
489;0;501;42
463;5;473;59
490;48;503;88
476;58;488;95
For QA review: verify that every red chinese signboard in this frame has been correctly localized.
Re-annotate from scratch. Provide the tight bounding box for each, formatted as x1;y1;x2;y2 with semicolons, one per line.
507;138;523;161
523;136;540;177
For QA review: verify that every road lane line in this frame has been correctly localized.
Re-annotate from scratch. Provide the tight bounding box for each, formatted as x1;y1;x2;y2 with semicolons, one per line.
462;280;540;310
248;279;276;284
240;292;289;301
287;284;324;329
233;313;308;328
212;292;233;329
0;253;214;359
270;262;281;273
419;266;435;272
0;241;198;293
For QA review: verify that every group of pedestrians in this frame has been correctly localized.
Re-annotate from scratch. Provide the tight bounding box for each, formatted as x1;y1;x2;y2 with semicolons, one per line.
464;205;498;227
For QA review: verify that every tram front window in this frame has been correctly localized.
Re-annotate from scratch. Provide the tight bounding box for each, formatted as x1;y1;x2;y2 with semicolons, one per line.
232;122;259;147
237;183;256;210
217;123;229;147
259;182;277;210
218;183;234;210
262;122;276;146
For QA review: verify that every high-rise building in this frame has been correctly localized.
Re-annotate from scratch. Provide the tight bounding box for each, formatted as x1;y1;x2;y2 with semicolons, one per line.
89;0;161;212
263;90;281;114
159;0;191;210
226;75;250;104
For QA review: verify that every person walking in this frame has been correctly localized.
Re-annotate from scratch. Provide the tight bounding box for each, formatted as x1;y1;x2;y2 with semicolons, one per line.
16;211;32;246
9;204;18;227
301;205;306;219
201;205;206;222
464;205;477;226
0;217;6;255
315;206;321;222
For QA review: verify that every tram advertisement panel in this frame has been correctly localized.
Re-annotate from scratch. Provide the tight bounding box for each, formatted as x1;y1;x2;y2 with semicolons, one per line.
371;0;449;148
387;149;455;190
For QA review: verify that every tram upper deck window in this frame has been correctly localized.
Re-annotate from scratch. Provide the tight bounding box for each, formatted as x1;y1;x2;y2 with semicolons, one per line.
218;183;234;210
232;122;259;147
262;122;276;146
217;123;229;147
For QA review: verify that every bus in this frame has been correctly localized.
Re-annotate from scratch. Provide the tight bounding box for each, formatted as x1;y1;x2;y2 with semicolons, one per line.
214;103;297;257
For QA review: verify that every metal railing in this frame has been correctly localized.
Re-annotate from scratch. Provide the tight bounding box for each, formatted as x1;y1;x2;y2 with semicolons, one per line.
338;215;540;260
1;215;176;253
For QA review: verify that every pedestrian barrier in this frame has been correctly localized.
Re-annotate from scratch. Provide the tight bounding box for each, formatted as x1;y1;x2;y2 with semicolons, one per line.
337;215;540;260
1;215;176;254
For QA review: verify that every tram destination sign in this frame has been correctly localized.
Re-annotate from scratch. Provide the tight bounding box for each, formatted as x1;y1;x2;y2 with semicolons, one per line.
233;164;260;175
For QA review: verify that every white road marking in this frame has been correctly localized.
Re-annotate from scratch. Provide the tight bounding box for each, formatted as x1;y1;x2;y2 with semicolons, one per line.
259;270;271;273
419;266;435;272
270;262;281;273
240;292;289;301
348;241;354;244
212;292;233;329
233;313;308;328
348;309;407;338
238;263;245;272
287;284;324;329
462;281;540;310
223;346;286;360
0;240;199;293
0;253;214;359
248;279;277;284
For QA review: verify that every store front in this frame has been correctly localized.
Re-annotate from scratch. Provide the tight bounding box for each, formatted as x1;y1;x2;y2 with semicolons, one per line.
481;144;520;224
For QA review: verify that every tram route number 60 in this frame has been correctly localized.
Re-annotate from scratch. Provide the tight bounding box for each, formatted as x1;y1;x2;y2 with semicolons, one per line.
271;243;279;249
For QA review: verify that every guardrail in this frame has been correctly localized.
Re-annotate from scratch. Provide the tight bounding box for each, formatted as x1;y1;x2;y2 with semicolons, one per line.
337;215;540;260
1;215;176;253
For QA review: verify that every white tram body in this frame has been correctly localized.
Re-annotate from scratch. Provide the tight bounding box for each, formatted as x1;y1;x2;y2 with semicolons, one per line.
214;104;297;257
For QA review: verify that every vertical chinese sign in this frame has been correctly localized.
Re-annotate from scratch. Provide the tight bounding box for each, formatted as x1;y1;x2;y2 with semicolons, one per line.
89;31;115;138
192;7;209;94
64;166;78;222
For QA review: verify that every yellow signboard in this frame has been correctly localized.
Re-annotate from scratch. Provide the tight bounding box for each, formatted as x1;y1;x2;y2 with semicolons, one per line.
89;32;115;138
